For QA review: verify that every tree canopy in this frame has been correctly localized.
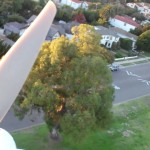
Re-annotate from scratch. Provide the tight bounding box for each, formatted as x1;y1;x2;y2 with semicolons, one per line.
14;24;114;140
130;24;150;36
0;0;42;26
136;30;150;52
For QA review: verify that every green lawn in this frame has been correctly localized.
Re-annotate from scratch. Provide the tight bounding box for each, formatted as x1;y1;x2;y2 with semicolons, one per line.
13;96;150;150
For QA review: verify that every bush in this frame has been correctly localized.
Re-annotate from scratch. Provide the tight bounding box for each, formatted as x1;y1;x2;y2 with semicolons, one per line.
128;50;137;56
82;10;99;24
120;38;132;51
0;41;11;59
7;13;25;23
55;6;74;22
115;52;123;58
7;33;20;41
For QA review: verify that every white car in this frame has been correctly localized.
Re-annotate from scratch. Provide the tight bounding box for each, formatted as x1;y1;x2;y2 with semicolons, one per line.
108;63;119;71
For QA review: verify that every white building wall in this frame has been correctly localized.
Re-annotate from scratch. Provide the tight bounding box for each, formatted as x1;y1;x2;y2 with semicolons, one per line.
126;3;135;9
52;32;60;40
109;18;136;32
100;35;119;48
60;0;88;10
61;0;81;9
70;2;81;9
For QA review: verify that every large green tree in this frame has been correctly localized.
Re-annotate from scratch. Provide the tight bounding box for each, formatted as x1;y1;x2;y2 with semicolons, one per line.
14;24;114;140
136;30;150;52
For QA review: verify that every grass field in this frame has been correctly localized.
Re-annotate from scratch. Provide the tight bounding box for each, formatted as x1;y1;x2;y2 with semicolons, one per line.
13;96;150;150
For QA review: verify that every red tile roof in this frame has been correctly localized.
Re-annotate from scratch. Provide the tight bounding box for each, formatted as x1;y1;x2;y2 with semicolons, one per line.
71;0;82;3
114;15;140;27
70;0;89;4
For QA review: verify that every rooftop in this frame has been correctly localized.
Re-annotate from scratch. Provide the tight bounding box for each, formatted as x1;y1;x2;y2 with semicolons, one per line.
114;15;140;27
109;27;138;41
94;26;119;37
5;22;27;29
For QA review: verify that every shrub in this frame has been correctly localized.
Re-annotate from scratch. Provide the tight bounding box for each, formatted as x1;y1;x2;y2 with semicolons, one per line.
115;52;123;58
120;38;132;51
7;13;25;23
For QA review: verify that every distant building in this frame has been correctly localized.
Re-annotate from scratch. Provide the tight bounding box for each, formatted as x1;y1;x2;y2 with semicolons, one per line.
141;20;150;25
109;15;140;32
46;24;66;41
94;26;120;49
126;2;150;20
58;21;80;34
60;0;89;10
3;22;27;36
109;27;138;49
94;25;138;49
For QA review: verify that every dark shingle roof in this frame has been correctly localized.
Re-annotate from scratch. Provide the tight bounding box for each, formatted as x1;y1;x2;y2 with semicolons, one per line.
60;21;80;34
46;24;65;40
5;22;26;29
94;26;119;37
109;27;138;41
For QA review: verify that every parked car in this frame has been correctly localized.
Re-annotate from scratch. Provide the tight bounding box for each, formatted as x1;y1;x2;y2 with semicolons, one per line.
108;63;119;71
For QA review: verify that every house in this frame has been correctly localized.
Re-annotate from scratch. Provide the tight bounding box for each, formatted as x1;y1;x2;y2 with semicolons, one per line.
3;15;38;37
60;0;89;10
58;21;80;34
126;2;135;9
94;26;120;49
46;24;66;41
3;22;27;36
109;27;138;49
109;15;140;32
94;25;138;49
141;20;150;26
126;3;150;20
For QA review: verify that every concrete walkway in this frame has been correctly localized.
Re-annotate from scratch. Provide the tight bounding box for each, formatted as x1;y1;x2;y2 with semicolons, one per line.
115;57;150;65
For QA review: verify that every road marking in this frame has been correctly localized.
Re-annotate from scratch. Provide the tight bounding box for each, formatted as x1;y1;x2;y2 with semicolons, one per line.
126;70;141;78
126;71;150;86
112;84;120;90
137;79;150;86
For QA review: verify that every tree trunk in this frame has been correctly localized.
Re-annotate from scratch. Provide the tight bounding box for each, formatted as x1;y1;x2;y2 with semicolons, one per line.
50;128;59;140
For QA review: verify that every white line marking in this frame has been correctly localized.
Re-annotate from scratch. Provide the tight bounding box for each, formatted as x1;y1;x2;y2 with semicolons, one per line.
126;70;130;75
137;79;150;86
126;70;141;78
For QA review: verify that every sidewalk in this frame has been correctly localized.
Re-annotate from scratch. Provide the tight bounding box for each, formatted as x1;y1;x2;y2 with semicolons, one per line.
115;57;150;66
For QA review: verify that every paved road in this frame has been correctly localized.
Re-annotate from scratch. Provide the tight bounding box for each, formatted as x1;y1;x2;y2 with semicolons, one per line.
0;108;44;132
1;62;150;131
113;62;150;103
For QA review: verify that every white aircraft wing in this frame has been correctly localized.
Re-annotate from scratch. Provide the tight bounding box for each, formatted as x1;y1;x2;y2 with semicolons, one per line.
0;1;56;122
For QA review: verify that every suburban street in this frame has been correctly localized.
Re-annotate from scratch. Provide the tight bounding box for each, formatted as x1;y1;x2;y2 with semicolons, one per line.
113;62;150;103
1;62;150;131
